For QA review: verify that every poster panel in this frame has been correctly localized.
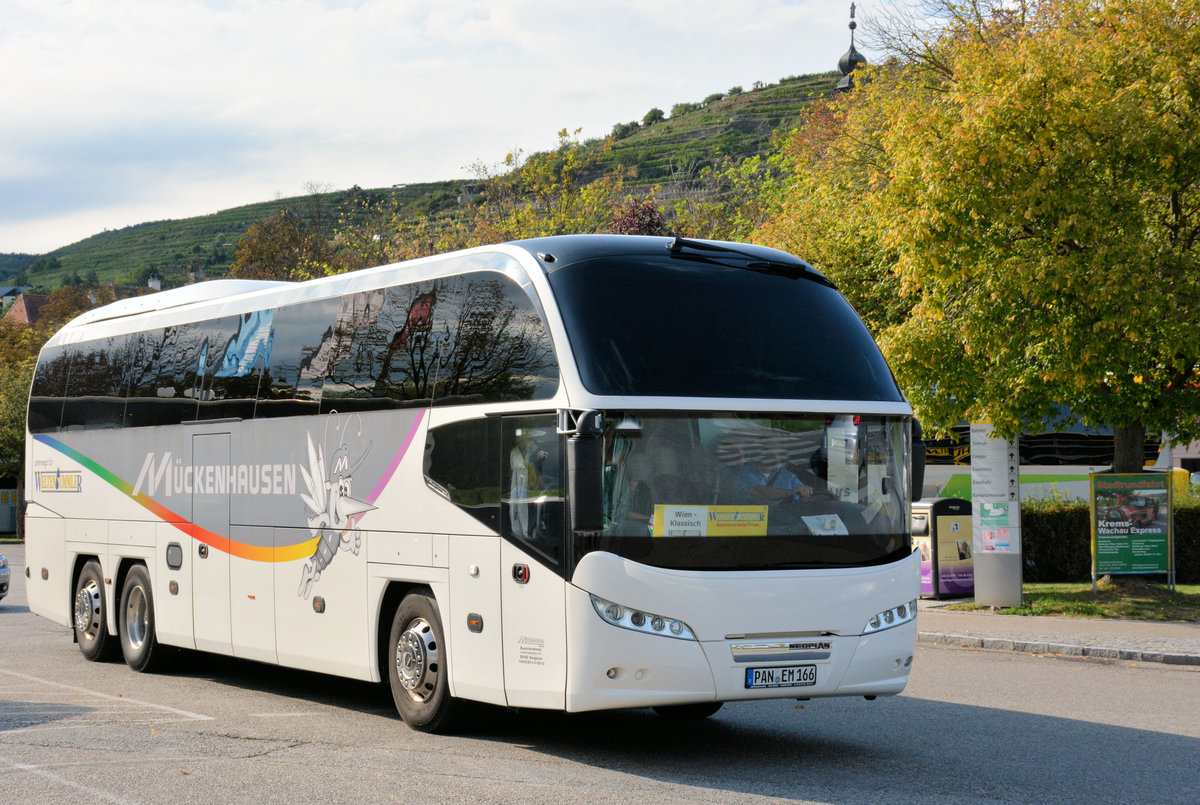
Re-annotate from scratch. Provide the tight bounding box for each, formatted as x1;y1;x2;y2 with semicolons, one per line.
1091;474;1171;575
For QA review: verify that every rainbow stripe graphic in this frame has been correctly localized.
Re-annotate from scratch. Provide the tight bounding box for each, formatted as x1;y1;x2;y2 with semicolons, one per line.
32;410;424;563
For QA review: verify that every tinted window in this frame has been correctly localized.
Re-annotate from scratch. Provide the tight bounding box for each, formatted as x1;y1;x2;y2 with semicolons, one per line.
195;313;268;421
256;298;339;419
124;326;203;426
431;272;558;406
546;256;903;401
28;345;70;434
425;416;501;531
319;282;440;414
61;335;132;430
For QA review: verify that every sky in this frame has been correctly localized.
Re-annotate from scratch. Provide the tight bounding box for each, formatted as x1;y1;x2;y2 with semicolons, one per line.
1;0;862;256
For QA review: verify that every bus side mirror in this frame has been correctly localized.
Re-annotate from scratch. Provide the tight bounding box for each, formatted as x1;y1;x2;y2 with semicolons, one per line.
567;410;605;533
911;419;927;502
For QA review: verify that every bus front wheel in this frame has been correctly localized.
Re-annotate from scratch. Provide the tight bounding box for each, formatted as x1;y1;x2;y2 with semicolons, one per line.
119;565;171;672
388;593;463;733
74;560;116;661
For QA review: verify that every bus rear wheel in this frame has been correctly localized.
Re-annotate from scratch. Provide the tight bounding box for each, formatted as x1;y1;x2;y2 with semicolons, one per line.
74;560;116;661
653;702;723;720
387;593;463;733
119;565;171;672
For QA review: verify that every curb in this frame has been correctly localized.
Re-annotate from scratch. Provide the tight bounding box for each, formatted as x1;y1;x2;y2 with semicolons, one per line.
918;630;1200;666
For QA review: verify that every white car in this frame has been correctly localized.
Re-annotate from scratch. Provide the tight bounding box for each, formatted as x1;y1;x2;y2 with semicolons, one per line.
0;553;10;602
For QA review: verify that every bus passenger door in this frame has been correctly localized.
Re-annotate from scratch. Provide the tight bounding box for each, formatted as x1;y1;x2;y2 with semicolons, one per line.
499;415;567;709
192;433;232;654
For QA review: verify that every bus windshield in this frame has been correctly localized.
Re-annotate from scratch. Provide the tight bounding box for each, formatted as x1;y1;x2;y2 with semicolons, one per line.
546;252;903;402
577;412;912;571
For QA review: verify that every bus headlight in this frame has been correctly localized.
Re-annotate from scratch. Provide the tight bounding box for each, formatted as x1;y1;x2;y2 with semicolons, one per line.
590;595;696;641
863;599;917;634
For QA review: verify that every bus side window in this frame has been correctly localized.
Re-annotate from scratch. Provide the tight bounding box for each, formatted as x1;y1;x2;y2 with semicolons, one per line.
61;335;130;430
196;313;267;421
28;344;71;434
424;417;502;532
256;298;339;419
431;272;558;407
319;283;439;413
500;415;565;569
124;325;205;427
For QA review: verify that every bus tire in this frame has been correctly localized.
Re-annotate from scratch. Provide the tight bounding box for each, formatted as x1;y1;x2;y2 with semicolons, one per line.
74;560;116;661
388;593;462;733
652;701;723;720
118;565;171;672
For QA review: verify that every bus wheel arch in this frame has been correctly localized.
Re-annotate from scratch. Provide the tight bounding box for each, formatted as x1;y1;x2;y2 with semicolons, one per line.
73;558;116;661
386;590;464;733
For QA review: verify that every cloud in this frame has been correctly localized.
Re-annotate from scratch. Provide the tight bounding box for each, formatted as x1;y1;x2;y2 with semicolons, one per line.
0;0;855;253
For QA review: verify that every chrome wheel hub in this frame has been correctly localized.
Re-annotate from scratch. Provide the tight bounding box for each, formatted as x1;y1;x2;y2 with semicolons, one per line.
395;617;439;703
124;584;148;651
75;579;101;639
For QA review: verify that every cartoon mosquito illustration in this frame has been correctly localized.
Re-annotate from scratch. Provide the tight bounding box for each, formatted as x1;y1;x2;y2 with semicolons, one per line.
297;428;375;598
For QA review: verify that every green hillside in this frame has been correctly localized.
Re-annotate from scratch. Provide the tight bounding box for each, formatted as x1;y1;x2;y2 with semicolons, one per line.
18;181;464;290
9;71;838;290
603;72;837;183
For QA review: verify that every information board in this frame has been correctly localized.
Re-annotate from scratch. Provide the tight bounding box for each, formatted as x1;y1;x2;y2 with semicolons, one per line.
1090;474;1173;580
970;424;1021;554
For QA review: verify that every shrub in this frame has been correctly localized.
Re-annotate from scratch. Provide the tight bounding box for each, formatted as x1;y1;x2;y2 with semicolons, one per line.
1016;496;1199;583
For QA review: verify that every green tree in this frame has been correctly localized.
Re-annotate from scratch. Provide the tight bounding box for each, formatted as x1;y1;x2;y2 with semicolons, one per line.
763;0;1200;471
467;129;632;242
673;153;789;242
611;121;639;140
757;97;908;334
231;208;332;281
0;284;124;481
0;358;33;482
643;107;665;126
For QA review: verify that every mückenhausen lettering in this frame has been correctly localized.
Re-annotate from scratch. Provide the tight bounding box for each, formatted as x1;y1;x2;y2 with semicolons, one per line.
133;452;296;498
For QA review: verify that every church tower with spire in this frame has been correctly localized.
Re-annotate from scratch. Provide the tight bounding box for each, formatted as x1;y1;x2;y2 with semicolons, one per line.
836;2;867;91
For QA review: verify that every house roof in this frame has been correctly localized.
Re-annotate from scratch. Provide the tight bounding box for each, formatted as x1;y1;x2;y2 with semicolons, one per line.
2;294;52;326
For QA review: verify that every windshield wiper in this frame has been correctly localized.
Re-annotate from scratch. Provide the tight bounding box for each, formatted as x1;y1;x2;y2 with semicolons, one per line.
665;236;826;284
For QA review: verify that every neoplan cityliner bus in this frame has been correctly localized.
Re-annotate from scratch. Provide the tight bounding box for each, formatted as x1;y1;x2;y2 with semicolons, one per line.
24;235;924;732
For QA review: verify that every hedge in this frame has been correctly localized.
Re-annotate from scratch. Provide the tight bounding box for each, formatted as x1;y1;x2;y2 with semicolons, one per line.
1019;497;1200;584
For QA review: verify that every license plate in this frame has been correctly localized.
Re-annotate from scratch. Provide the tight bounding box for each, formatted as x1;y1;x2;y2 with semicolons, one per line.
745;664;817;689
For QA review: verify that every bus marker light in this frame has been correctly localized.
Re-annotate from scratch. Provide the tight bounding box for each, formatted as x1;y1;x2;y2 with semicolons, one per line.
863;600;918;634
590;595;696;641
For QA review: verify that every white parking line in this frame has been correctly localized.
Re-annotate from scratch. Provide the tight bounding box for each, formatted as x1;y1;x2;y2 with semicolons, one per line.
2;757;137;804
0;668;212;721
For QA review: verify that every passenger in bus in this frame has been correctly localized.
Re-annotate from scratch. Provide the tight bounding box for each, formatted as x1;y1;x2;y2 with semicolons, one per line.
713;435;757;505
736;444;813;505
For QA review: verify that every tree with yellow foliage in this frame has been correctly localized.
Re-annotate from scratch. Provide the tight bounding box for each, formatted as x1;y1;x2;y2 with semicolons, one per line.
761;0;1200;471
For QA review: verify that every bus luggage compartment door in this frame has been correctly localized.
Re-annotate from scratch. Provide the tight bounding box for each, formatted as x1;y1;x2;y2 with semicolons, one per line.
192;433;232;654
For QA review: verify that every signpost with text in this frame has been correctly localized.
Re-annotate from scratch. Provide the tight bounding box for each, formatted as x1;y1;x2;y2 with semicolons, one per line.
970;423;1022;607
1090;473;1174;591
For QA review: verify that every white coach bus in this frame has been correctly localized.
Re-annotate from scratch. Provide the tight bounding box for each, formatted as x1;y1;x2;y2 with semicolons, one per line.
24;235;924;732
